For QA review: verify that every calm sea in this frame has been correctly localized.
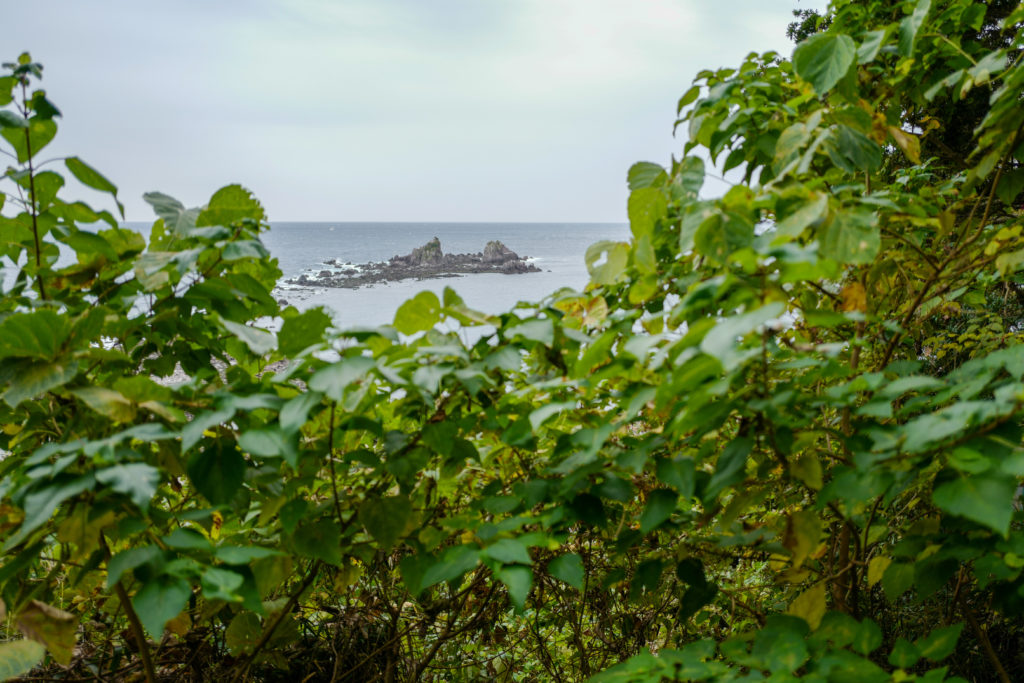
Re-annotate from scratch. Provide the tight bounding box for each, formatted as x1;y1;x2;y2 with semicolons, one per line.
0;222;629;329
263;222;628;328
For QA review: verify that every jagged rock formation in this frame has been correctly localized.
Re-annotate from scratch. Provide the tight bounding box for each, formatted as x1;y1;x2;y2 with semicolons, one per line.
283;238;540;290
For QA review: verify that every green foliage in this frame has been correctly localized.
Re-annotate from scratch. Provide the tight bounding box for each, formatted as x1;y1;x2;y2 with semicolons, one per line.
1;3;1024;678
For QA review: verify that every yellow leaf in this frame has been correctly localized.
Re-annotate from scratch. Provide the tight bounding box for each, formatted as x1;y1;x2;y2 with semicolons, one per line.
15;600;78;665
888;126;921;164
788;452;823;490
868;556;893;587
211;511;223;540
787;582;827;629
783;510;822;569
840;282;867;313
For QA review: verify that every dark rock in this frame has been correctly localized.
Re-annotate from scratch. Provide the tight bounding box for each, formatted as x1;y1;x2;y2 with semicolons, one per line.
289;238;540;290
277;298;289;306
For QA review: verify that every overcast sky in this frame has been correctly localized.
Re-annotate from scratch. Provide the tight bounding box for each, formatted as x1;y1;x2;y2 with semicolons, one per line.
2;1;825;222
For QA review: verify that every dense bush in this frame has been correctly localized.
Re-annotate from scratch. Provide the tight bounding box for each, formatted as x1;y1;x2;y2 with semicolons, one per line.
1;0;1023;680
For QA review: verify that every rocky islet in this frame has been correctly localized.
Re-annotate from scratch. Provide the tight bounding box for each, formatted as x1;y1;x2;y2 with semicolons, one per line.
283;237;541;290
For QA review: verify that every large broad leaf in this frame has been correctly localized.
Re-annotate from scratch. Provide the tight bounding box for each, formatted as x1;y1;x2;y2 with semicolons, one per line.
186;443;246;505
278;307;332;356
292;519;342;565
484;538;533;565
6;474;95;549
496;566;532;611
0;640;46;679
1;117;57;163
217;315;277;356
0;310;71;360
548;553;584;590
358;495;412;550
627;161;666;190
65;156;124;217
196;184;265;226
1;358;79;408
700;303;784;371
15;600;77;665
932;471;1015;537
639;488;678;533
585;241;630;285
775;193;828;240
133;575;192;638
394;290;441;335
70;386;136;422
820;210;879;265
793;33;857;96
421;545;480;590
628;187;668;240
899;0;931;57
95;463;161;511
308;356;375;401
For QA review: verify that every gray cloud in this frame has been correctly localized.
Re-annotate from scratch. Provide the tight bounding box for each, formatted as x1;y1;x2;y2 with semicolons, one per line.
1;0;827;222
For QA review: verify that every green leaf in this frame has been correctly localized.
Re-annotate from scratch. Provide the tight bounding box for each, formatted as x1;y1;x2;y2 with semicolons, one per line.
196;184;265;226
700;303;784;372
881;562;915;600
898;0;931;57
358;495;412;550
186;443;246;505
857;28;889;64
201;566;245;602
225;611;262;655
308;356;375;401
216;316;277;356
628;187;668;240
0;309;71;360
508;317;555;346
421;545;480;590
793;33;857;96
933;471;1015;537
0;110;28;128
70;387;136;422
394;290;441;335
627;162;666;190
704;438;753;501
851;617;883;656
163;528;212;551
484;538;533;565
8;475;95;549
65;156;123;217
1;118;57;163
775;193;828;239
293;519;342;565
586;241;630;285
496;565;532;611
656;457;696;499
279;307;331;356
829;125;882;173
752;616;809;673
2;358;79;408
888;638;921;668
548;553;584;590
639;488;678;533
820;210;879;265
95;463;160;511
914;623;963;661
132;575;192;638
107;546;163;587
0;640;46;680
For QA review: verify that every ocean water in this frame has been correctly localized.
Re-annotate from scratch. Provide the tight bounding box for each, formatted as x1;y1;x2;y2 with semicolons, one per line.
263;222;629;328
0;222;630;329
